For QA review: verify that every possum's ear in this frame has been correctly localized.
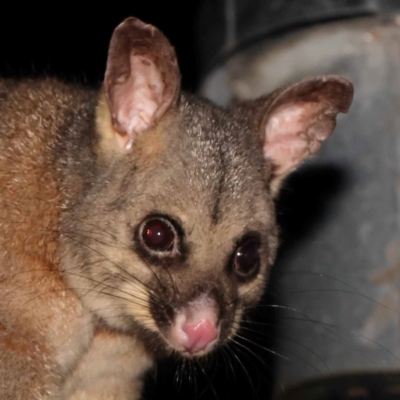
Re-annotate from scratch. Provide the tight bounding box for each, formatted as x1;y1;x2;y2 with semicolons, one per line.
245;76;353;195
100;17;181;152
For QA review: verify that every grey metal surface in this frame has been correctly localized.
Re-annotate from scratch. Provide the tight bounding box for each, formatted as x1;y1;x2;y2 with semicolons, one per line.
196;0;400;79
200;15;400;396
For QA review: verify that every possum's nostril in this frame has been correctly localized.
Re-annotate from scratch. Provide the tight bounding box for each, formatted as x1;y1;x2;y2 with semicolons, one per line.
181;318;218;354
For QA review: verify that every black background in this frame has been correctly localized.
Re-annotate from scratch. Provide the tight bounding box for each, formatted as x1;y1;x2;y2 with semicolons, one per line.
0;4;202;90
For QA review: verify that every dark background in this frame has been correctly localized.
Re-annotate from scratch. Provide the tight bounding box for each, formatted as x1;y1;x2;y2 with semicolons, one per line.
0;5;278;400
0;4;202;91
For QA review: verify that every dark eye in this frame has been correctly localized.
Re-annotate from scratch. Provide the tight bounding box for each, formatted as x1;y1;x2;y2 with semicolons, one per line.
234;239;260;278
141;218;176;253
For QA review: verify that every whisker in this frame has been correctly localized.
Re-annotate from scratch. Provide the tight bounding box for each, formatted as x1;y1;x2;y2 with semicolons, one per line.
224;345;258;399
239;324;331;373
290;288;398;315
194;358;219;400
230;337;269;370
76;260;158;305
67;221;176;301
18;271;153;311
253;303;400;368
234;332;289;362
62;233;158;297
190;359;198;400
228;280;266;306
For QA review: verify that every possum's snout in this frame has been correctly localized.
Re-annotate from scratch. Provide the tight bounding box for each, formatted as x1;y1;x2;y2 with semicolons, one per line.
164;296;220;356
170;305;219;355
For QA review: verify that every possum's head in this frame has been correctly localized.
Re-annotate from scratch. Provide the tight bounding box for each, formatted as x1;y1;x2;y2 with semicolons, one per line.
61;17;353;358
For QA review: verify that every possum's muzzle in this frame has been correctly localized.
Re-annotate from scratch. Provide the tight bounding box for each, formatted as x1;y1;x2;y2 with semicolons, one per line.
150;288;236;357
166;295;220;356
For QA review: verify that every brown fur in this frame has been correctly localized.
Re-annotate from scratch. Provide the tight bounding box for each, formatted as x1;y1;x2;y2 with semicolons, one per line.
0;79;94;399
0;17;353;400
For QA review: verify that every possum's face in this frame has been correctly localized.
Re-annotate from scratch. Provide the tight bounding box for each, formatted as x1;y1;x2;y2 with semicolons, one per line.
82;96;279;357
64;96;278;357
60;18;353;358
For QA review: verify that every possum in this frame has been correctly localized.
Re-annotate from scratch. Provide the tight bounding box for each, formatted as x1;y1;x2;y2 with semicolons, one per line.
0;16;353;400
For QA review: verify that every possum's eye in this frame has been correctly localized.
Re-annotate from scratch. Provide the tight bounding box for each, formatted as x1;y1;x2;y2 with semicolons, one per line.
234;238;260;280
140;218;176;253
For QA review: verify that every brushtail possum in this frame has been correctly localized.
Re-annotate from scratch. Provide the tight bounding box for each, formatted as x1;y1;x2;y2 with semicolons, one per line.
0;16;353;400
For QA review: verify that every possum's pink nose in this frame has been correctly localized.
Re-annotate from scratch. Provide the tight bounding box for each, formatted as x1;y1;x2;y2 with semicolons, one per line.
171;304;219;355
181;318;218;354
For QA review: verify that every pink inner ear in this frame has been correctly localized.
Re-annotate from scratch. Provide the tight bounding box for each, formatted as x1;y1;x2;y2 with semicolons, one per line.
263;102;328;176
111;55;165;149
